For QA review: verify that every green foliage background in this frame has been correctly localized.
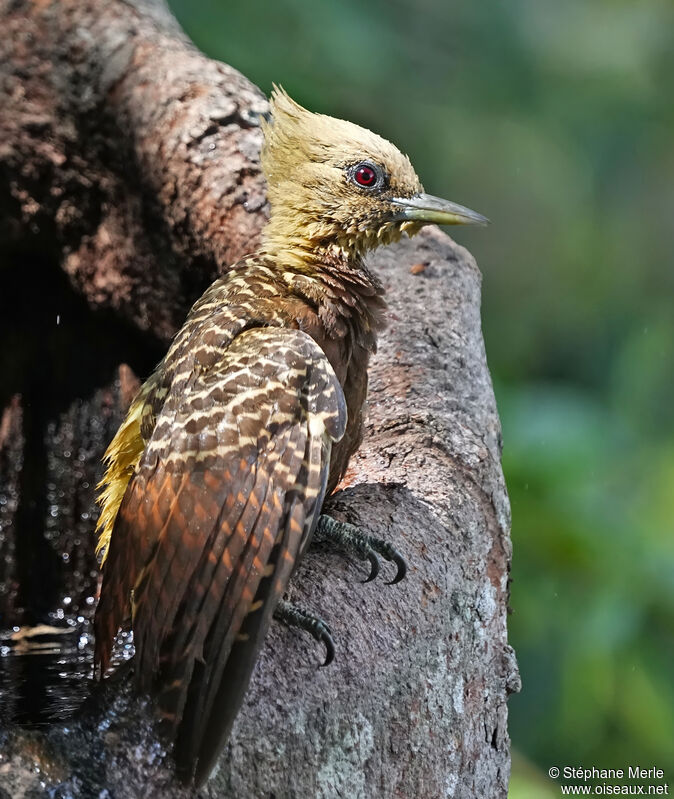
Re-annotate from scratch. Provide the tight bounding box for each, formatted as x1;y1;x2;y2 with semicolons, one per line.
168;0;674;791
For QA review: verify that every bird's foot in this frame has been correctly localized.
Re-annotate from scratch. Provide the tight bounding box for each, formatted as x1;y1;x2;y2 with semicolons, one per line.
314;514;407;585
273;599;335;666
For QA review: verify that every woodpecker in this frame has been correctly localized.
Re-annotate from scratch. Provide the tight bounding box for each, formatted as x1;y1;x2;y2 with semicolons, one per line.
93;86;487;785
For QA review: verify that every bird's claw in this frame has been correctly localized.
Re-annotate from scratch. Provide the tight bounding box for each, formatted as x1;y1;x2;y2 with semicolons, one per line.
363;538;406;585
364;552;380;583
384;548;407;585
273;600;335;666
317;625;335;667
315;515;408;585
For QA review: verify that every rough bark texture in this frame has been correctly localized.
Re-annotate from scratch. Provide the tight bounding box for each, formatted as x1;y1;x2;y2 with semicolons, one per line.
0;1;519;797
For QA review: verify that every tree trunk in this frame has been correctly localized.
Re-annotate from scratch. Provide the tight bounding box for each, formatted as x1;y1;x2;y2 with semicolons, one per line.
0;1;519;797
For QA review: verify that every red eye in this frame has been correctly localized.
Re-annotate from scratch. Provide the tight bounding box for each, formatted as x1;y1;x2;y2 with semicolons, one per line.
353;164;378;187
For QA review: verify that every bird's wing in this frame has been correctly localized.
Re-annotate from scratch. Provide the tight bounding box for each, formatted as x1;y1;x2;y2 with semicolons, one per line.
94;326;346;784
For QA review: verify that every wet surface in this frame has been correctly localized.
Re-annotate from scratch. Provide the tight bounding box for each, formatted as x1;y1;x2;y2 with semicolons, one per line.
0;254;163;736
0;605;135;727
0;615;94;726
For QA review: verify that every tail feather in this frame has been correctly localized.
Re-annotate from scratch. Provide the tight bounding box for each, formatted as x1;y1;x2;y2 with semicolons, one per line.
150;437;287;700
154;462;277;738
137;426;299;777
171;430;305;782
133;461;256;689
188;496;307;786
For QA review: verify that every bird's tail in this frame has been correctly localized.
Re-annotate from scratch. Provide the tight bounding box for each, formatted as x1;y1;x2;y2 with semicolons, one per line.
178;495;309;785
129;428;325;786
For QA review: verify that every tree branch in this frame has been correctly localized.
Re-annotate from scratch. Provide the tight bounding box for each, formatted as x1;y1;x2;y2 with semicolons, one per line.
0;1;518;797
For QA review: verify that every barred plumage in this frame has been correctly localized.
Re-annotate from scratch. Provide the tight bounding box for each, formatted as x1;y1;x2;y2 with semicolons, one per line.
94;86;486;785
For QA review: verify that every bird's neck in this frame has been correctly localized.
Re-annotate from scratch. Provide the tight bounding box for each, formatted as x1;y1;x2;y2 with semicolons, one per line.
263;213;361;267
262;214;382;291
261;222;386;347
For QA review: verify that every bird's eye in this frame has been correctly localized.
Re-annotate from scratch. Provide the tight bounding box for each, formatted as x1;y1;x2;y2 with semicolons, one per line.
349;161;384;190
354;164;377;186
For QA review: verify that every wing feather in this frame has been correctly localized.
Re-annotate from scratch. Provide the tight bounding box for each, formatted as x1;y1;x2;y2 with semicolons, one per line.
94;326;346;784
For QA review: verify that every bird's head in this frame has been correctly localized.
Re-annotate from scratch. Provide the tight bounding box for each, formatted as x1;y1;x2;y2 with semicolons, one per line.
261;87;487;261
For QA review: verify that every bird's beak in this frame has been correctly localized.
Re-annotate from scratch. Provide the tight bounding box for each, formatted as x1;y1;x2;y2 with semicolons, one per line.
390;193;489;226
